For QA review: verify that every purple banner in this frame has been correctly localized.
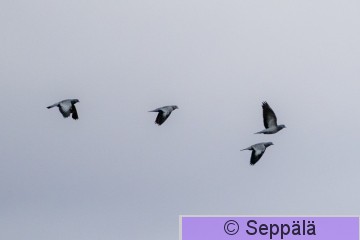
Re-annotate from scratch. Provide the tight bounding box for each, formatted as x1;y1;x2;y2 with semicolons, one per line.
181;216;359;240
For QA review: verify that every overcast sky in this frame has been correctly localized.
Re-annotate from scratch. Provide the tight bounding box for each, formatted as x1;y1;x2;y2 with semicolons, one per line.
1;0;360;239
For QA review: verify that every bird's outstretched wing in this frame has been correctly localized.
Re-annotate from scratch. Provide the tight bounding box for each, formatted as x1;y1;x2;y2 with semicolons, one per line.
250;151;264;165
262;101;277;128
155;111;171;125
58;102;72;118
72;105;79;120
250;144;266;165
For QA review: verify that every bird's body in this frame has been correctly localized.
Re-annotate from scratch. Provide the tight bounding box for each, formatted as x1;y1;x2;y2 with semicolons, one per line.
255;126;281;134
47;99;79;120
149;105;178;125
255;101;286;134
241;142;273;165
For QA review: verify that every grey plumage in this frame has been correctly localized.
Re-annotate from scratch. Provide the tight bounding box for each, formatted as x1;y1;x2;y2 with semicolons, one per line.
255;101;286;134
149;105;178;125
47;99;80;120
241;142;274;165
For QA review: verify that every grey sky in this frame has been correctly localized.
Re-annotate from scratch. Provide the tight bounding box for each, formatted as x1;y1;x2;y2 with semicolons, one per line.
1;0;360;239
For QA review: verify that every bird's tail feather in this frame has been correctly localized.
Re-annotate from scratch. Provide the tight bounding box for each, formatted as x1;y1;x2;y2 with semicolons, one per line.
241;147;252;151
47;104;57;109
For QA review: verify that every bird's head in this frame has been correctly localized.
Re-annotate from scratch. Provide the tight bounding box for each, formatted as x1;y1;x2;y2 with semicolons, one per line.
265;142;274;147
172;105;179;110
279;124;286;129
72;99;80;104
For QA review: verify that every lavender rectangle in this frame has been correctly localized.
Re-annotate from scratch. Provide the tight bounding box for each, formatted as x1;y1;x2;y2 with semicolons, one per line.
181;216;359;240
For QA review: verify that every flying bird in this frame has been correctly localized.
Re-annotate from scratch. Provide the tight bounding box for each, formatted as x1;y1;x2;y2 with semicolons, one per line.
241;142;274;165
255;101;286;134
47;99;80;120
149;105;178;125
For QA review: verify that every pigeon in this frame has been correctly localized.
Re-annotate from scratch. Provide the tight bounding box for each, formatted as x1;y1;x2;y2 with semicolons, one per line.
241;142;274;165
149;105;178;125
255;101;286;134
47;99;80;120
